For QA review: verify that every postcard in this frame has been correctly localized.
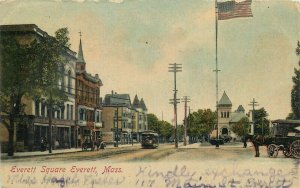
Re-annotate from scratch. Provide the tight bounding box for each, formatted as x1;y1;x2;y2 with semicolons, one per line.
0;0;299;187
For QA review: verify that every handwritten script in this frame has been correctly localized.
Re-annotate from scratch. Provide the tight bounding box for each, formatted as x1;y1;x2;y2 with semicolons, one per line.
135;160;299;188
2;160;299;188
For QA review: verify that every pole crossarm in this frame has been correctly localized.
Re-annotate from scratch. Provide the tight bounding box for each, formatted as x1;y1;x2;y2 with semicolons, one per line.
248;98;259;135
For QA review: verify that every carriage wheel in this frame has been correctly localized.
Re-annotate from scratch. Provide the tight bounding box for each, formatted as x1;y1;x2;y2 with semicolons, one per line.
283;147;292;157
290;140;300;159
267;144;279;158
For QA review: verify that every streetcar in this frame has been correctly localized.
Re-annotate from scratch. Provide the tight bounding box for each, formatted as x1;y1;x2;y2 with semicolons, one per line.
141;131;159;149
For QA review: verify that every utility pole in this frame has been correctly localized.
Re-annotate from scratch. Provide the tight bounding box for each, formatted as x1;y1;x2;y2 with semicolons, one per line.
248;98;259;135
181;96;190;146
169;63;182;149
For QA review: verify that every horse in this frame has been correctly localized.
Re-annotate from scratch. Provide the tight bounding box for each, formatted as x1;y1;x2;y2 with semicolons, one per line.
244;134;273;157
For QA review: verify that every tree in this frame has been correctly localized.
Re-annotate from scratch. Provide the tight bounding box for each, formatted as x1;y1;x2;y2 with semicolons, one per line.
147;113;174;142
231;117;250;137
0;28;70;156
290;41;300;119
187;109;217;141
159;120;173;142
253;108;270;135
147;113;160;133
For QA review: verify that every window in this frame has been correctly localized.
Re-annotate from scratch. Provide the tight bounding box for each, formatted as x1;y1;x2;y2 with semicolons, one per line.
35;100;40;116
41;102;45;117
96;111;100;122
221;112;223;118
67;104;70;120
71;105;73;120
61;66;65;90
61;106;65;119
68;70;71;93
227;112;230;118
79;108;84;120
57;110;60;119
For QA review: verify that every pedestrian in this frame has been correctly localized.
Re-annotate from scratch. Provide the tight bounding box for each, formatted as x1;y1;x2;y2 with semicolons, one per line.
100;140;105;149
40;136;46;151
242;135;247;148
96;138;100;151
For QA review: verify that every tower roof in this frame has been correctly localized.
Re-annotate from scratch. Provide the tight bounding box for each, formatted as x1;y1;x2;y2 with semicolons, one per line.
132;95;140;109
218;91;232;107
236;105;245;113
77;38;85;63
139;98;147;111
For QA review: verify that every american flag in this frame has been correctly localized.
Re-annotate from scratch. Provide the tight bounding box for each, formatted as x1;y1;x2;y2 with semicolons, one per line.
218;0;253;20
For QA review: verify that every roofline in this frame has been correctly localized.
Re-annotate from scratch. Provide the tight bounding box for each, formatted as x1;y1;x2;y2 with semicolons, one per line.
0;24;76;56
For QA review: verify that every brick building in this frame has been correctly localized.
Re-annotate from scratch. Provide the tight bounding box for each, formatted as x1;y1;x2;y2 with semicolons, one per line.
75;36;103;147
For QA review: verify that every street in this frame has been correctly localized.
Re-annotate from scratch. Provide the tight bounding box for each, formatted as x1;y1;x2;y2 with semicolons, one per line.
2;142;298;164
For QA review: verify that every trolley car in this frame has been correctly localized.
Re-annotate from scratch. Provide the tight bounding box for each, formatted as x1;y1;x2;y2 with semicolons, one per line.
141;131;159;149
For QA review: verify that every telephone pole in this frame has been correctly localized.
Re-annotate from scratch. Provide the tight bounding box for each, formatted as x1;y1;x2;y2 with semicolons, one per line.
181;96;190;146
248;98;259;135
169;63;182;149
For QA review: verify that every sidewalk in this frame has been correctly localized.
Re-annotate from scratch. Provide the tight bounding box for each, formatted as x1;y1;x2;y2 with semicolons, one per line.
179;141;246;149
0;143;139;160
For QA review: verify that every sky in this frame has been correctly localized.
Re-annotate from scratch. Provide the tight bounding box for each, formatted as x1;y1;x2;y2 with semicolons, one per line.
0;0;299;124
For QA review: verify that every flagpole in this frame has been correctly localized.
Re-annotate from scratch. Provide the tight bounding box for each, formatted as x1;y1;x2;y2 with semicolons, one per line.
214;0;220;142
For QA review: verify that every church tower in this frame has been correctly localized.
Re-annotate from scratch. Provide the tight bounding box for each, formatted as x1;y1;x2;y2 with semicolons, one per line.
76;33;86;72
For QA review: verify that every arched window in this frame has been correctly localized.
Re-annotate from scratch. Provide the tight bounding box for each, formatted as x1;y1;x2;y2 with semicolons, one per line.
68;70;71;93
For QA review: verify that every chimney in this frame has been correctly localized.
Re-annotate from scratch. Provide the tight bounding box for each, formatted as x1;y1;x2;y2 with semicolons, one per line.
111;90;114;95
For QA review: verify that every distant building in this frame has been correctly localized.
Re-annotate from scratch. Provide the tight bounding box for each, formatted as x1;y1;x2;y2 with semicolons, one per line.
212;91;250;140
75;36;103;147
102;92;133;144
0;24;77;151
132;95;148;141
101;92;148;144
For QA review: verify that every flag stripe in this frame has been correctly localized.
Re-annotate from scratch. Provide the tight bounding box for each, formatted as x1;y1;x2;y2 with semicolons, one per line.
218;0;253;20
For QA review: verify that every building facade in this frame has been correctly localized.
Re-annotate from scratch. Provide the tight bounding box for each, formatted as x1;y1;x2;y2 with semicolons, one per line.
102;93;133;144
213;91;250;140
132;95;148;141
75;37;103;147
0;24;77;151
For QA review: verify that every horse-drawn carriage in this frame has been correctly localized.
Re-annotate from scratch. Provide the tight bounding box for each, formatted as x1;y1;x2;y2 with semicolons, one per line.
266;120;300;158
